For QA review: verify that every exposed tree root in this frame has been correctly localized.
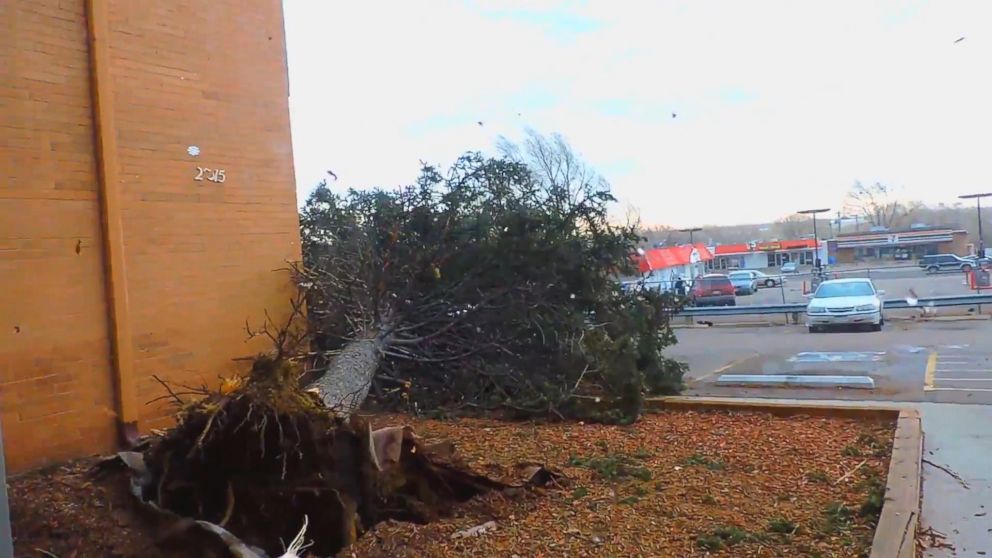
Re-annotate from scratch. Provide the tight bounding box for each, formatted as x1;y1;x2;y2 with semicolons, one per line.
134;355;557;556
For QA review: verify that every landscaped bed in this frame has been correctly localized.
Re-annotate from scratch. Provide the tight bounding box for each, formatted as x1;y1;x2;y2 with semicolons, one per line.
353;410;894;558
10;410;894;558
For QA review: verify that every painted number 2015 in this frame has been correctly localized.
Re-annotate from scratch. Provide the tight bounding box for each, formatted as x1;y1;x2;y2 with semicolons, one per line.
194;167;227;183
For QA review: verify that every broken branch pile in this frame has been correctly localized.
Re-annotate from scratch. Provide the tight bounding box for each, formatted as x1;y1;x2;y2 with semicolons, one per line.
129;356;552;556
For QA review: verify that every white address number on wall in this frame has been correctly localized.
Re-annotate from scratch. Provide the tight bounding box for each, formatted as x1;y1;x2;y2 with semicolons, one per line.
194;167;227;183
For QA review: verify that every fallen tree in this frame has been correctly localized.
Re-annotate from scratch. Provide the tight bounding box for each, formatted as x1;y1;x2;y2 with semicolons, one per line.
122;355;556;557
299;131;685;420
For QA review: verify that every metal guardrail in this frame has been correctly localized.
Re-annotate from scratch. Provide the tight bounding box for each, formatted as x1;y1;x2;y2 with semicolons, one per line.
679;293;992;317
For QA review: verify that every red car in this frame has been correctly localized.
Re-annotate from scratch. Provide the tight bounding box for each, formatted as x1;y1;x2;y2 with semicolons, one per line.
689;274;737;306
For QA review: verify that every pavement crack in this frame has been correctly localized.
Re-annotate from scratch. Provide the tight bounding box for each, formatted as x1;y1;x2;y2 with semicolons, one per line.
922;458;971;489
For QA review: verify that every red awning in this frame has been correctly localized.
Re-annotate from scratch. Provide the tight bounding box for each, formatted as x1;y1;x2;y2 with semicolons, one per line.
714;243;750;255
637;244;713;273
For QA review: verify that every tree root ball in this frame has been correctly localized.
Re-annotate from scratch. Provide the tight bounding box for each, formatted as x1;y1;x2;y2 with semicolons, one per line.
139;357;519;556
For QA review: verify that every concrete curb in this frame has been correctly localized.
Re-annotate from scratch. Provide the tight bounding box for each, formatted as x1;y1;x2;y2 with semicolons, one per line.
715;374;875;389
869;409;922;558
672;321;776;329
644;395;902;419
643;396;921;557
889;314;989;322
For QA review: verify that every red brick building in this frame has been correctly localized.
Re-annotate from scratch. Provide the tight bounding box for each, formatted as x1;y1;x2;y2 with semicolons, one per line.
1;0;300;471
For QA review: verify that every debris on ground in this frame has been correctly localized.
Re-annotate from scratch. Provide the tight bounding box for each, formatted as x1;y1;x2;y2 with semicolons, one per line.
917;525;955;552
10;372;894;557
11;355;556;557
450;520;497;539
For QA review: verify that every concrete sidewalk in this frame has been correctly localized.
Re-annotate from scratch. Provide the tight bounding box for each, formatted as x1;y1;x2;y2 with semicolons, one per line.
918;403;992;557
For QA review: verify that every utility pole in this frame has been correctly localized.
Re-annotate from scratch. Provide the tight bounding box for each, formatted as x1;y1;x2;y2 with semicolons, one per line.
678;227;703;245
959;193;992;257
798;208;831;270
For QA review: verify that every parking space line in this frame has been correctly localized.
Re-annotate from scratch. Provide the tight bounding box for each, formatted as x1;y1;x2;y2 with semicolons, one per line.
925;387;992;392
924;351;937;391
692;353;761;385
935;378;992;382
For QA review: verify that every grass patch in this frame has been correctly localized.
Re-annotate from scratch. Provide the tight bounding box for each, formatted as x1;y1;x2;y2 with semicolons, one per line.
767;517;799;534
857;432;891;458
684;453;725;471
821;502;854;534
858;475;886;520
697;526;752;550
569;454;652;482
570;486;589;501
856;433;881;447
701;494;717;505
632;447;653;459
806;469;830;483
841;445;863;457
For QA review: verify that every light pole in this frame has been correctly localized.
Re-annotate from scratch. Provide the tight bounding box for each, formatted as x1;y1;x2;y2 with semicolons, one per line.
959;193;992;257
798;208;830;270
678;227;702;245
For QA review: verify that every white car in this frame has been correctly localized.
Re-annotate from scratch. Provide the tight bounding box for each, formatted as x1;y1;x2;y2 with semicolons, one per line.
805;278;885;333
734;269;784;288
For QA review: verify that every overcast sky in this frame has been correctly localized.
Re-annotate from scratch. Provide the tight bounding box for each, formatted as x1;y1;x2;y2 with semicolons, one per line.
284;1;991;228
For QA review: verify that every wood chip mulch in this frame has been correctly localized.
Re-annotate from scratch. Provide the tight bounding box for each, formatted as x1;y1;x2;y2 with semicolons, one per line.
349;410;894;558
8;409;894;558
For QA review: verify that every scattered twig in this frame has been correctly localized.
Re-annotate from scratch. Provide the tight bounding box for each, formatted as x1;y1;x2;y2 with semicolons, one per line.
834;458;869;485
35;549;59;558
922;458;970;489
917;525;954;551
150;375;185;406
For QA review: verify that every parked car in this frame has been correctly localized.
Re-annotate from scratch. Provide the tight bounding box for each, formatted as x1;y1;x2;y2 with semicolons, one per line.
732;269;783;288
727;271;759;295
688;274;736;306
805;278;885;333
919;254;979;273
780;262;798;274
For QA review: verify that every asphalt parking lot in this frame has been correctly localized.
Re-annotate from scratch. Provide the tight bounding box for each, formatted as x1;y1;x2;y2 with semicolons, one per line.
669;317;992;405
737;267;975;306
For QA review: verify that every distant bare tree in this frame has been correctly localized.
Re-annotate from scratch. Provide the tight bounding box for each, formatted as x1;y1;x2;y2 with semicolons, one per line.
774;213;809;240
844;182;922;230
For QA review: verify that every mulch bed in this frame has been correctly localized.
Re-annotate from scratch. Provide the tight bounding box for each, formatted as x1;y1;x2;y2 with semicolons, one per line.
9;409;893;558
351;410;894;558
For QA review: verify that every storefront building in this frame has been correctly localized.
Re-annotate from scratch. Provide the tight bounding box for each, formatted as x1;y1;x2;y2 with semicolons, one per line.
708;239;828;271
828;228;968;264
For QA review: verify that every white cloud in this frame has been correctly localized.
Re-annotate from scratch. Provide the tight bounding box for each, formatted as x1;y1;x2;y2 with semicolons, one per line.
284;0;992;227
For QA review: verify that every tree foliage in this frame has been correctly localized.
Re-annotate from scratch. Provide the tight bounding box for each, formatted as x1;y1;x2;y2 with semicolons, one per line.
298;134;684;420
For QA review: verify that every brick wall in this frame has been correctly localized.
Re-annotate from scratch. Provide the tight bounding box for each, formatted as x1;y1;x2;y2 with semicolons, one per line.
0;0;300;471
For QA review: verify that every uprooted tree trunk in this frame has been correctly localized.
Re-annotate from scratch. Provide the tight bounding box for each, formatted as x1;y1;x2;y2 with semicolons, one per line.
313;336;383;416
127;356;557;557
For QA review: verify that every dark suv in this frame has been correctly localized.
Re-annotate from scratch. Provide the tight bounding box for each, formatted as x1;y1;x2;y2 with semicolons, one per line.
689;274;736;306
919;254;978;273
